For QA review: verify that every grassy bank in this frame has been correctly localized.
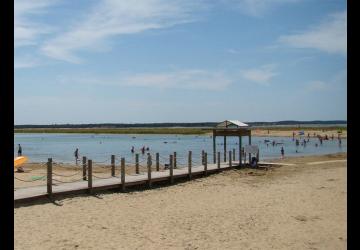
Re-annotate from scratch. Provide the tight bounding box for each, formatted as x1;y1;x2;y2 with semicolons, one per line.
14;126;346;135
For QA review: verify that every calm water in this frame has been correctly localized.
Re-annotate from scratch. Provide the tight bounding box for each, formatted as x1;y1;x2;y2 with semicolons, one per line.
14;133;347;164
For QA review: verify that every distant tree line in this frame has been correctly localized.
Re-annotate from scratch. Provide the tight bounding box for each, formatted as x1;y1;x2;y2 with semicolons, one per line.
14;120;346;129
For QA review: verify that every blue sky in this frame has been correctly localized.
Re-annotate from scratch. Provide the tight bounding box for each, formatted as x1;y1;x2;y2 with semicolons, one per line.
14;0;347;124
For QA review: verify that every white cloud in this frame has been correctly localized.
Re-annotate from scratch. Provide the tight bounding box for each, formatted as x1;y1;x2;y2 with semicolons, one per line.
240;64;278;84
224;0;299;17
278;10;347;55
55;69;232;91
306;80;327;91
226;48;241;54
14;0;57;48
122;70;232;90
41;0;205;63
14;55;40;69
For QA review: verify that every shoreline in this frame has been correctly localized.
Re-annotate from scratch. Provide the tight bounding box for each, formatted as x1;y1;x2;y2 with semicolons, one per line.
14;127;347;138
15;152;346;189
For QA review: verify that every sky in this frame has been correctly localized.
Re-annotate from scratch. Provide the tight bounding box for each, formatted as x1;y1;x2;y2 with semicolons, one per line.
14;0;347;124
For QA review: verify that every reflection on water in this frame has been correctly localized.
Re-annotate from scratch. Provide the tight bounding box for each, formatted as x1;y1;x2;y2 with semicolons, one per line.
14;133;347;164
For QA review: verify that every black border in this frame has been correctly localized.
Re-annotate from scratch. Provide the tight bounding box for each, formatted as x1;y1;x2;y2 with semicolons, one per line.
0;0;14;249
347;1;356;249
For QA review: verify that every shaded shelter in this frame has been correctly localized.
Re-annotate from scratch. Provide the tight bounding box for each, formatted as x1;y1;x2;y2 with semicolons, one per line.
212;120;251;165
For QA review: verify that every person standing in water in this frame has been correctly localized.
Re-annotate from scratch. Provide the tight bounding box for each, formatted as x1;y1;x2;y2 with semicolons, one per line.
74;148;79;165
17;144;22;156
281;147;284;159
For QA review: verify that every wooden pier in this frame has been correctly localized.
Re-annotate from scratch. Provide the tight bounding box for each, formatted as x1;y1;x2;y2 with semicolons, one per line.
15;158;244;204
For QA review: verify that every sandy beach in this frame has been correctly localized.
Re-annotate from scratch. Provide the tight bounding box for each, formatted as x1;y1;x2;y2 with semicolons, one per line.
250;129;347;138
14;153;346;250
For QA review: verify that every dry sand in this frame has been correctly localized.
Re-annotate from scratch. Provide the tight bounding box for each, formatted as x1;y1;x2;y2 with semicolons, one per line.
14;153;347;250
251;129;347;138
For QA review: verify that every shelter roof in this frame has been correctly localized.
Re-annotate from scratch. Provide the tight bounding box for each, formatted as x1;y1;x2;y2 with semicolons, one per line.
216;120;249;128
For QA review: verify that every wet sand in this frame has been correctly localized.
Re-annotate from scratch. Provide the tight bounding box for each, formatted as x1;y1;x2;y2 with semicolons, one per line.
14;153;346;250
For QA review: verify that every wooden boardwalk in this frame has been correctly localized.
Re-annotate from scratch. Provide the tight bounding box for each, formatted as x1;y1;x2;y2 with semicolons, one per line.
15;161;244;204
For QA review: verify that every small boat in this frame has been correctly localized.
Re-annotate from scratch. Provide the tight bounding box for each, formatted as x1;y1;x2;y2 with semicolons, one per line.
14;156;28;167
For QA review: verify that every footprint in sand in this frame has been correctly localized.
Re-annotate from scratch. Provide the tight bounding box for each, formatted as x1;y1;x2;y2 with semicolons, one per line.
294;215;307;222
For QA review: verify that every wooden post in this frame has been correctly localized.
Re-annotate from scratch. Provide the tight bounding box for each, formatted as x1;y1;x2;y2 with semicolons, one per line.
229;151;232;167
147;154;152;188
121;158;125;191
156;153;159;171
111;155;115;177
169;155;174;184
224;136;227;162
244;148;246;164
239;136;242;167
217;152;220;170
82;156;87;180
232;148;235;161
47;158;52;197
188;151;192;180
248;135;252;164
135;153;139;174
204;152;208;176
88;159;92;194
201;150;205;165
174;152;177;169
213;134;216;163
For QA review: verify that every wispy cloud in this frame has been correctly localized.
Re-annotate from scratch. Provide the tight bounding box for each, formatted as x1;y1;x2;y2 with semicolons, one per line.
14;55;40;69
226;48;241;54
55;69;233;91
306;80;327;91
240;64;278;84
14;0;57;48
41;0;205;63
223;0;299;17
278;10;347;55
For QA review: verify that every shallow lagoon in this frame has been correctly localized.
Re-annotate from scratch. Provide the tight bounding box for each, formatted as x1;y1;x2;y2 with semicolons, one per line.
14;133;347;164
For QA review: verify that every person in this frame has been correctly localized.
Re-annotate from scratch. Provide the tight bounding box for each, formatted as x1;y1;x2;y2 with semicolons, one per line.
131;146;135;153
251;157;258;167
147;153;152;166
17;144;22;156
146;147;149;151
272;140;275;146
141;146;145;154
281;147;284;159
339;138;342;146
295;139;299;146
74;148;79;165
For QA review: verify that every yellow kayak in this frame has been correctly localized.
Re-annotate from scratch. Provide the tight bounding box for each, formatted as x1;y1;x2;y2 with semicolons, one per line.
14;156;28;167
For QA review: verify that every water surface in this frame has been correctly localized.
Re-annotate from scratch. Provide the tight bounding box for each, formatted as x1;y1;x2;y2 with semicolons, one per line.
14;133;347;164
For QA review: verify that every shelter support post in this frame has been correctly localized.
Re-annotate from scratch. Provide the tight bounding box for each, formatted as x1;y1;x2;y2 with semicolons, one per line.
239;136;242;167
224;136;227;162
213;134;216;163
